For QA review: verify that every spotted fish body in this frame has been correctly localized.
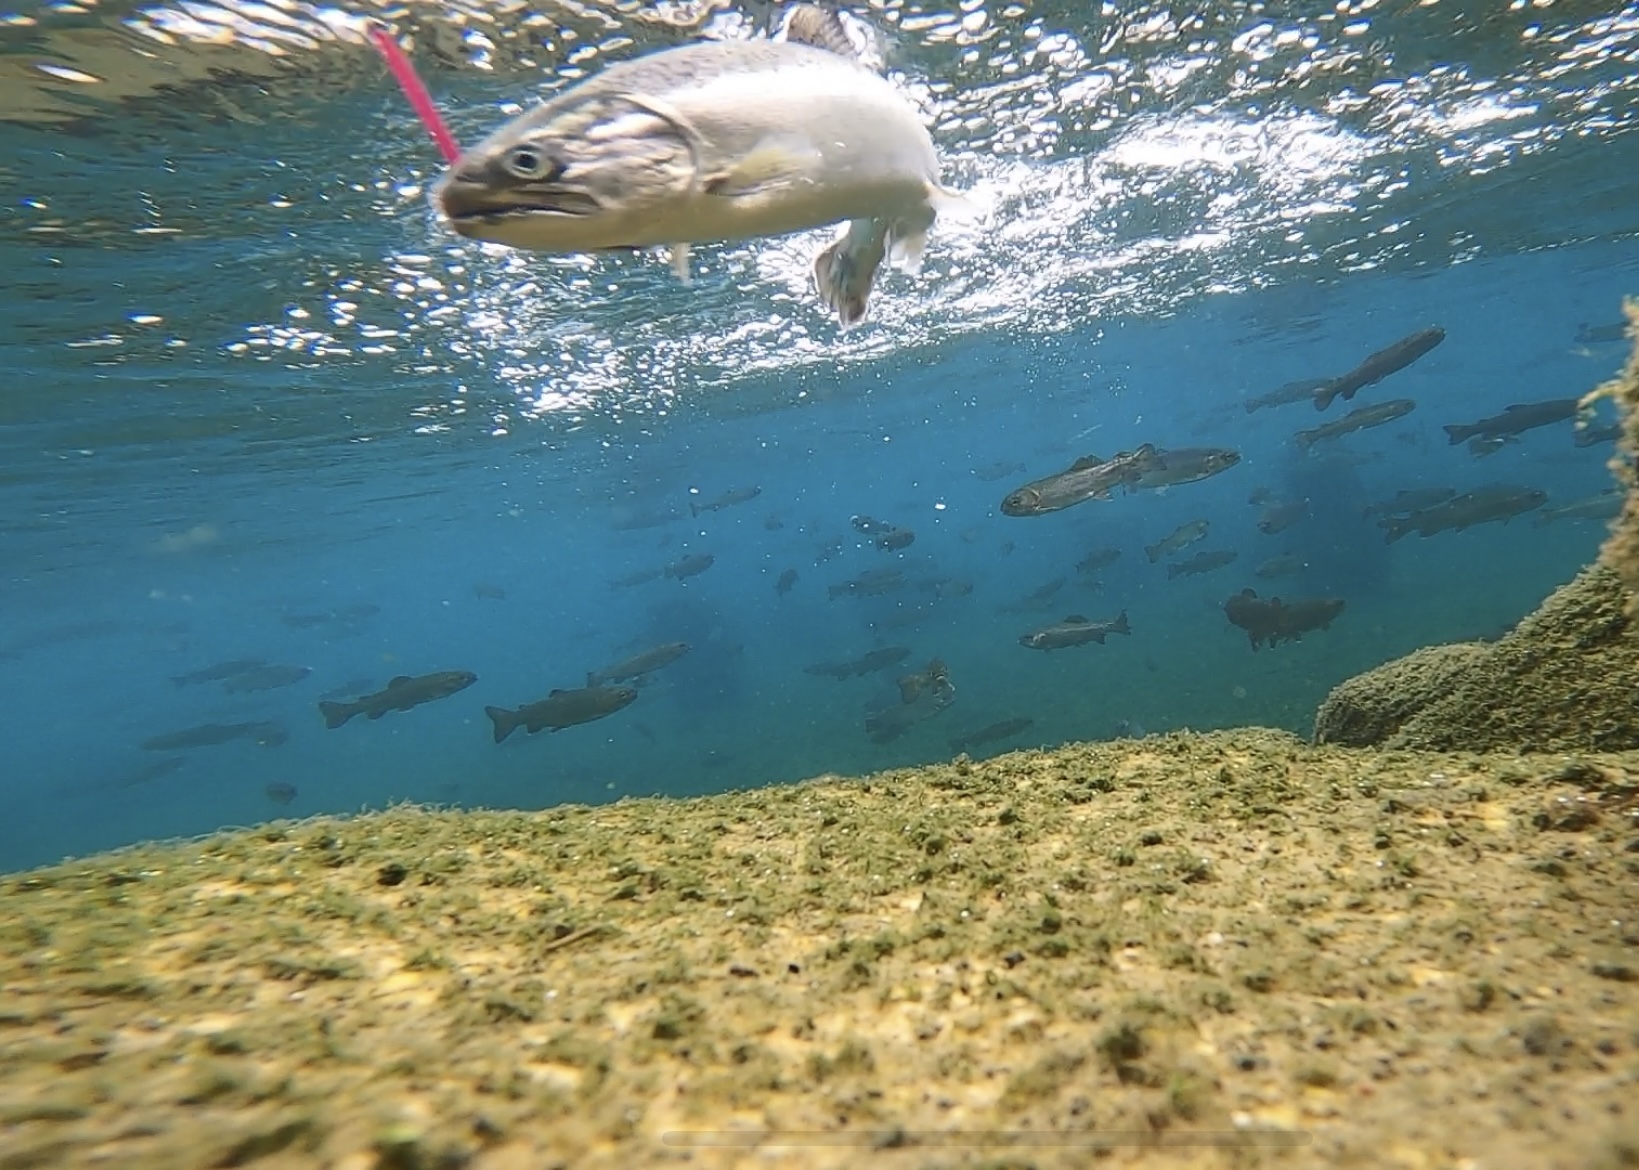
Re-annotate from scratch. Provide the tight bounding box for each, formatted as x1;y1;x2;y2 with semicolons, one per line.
433;7;959;327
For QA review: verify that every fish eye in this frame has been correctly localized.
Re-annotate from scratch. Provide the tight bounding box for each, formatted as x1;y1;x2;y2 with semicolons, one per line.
502;145;562;181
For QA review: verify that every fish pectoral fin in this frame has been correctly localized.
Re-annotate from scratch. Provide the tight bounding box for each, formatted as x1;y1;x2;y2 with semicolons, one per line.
702;136;818;198
925;181;985;221
888;224;929;275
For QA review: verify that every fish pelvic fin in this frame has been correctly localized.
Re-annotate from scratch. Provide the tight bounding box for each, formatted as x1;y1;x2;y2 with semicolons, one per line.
667;243;692;283
318;700;355;730
813;218;889;330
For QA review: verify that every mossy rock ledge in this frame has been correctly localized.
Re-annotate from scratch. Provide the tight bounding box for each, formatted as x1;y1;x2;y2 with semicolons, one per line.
1314;564;1638;751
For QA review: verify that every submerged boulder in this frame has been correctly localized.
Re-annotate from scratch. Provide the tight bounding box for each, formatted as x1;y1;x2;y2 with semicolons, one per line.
1314;565;1639;752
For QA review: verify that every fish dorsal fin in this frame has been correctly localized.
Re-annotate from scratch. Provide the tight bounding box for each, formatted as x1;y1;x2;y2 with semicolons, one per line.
1064;614;1089;624
781;5;864;60
1132;443;1157;458
1070;455;1103;471
388;675;412;688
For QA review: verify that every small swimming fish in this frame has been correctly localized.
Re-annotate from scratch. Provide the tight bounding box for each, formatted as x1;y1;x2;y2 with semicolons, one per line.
319;671;478;729
432;5;968;328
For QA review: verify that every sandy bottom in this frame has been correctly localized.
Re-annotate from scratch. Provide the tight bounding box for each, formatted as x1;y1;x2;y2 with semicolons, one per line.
2;729;1637;1170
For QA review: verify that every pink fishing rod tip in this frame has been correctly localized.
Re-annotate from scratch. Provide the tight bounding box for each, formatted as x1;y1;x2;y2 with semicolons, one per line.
367;22;462;165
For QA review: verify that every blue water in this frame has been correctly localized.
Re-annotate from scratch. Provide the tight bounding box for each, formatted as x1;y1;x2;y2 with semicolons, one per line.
1;0;1635;873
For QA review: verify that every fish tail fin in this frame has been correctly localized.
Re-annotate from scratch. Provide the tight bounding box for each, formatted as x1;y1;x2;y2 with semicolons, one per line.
318;700;354;730
1443;424;1473;445
485;705;518;744
1144;543;1161;563
1167;564;1183;580
1313;383;1338;411
1293;431;1315;451
1112;610;1131;636
814;219;888;330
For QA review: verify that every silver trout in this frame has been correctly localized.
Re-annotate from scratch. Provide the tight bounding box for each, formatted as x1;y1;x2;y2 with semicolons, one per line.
433;6;966;328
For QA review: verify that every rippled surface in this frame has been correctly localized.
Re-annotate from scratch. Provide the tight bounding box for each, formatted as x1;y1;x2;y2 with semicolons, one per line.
4;0;1638;451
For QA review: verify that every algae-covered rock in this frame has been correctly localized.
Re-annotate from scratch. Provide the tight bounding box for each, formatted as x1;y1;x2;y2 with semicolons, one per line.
1312;641;1491;747
3;730;1639;1170
1595;299;1639;611
1315;565;1638;751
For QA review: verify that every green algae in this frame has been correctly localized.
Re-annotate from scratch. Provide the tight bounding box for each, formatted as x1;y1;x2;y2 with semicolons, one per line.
0;731;1635;1170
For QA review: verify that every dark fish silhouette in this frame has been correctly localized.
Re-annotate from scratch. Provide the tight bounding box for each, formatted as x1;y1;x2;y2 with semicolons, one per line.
141;721;286;751
1360;487;1456;519
1256;499;1309;535
1313;327;1445;411
1130;447;1241;490
486;684;637;742
1294;399;1416;450
171;659;266;687
665;553;715;579
1145;520;1208;562
865;660;955;744
1019;612;1131;650
1223;589;1345;651
1442;398;1579;445
1378;485;1547;543
1167;550;1238;579
1244;378;1331;413
588;642;690;687
949;717;1035;753
690;487;761;517
319;671;478;729
222;664;311;694
804;646;912;679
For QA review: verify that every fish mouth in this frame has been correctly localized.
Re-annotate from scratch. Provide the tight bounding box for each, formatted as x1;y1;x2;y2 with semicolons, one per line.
440;199;599;228
435;179;602;227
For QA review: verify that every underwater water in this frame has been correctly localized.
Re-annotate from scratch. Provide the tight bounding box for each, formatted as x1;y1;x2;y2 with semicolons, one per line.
0;0;1635;873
